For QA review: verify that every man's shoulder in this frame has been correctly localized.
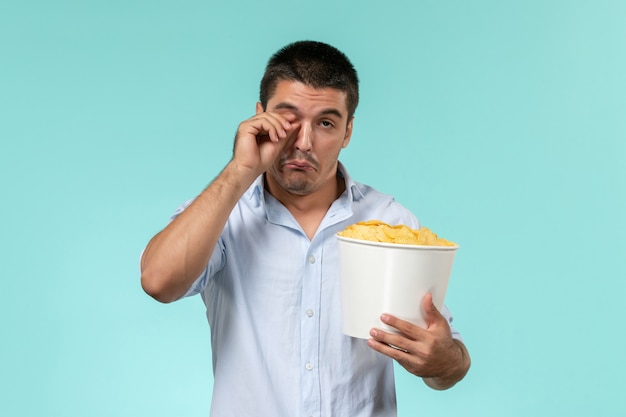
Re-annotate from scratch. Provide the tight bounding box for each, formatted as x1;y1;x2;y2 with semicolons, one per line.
351;180;393;202
340;164;394;204
348;179;420;228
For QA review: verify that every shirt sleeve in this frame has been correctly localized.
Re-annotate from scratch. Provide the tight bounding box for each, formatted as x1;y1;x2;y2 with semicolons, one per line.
440;304;463;341
176;240;225;299
168;199;226;300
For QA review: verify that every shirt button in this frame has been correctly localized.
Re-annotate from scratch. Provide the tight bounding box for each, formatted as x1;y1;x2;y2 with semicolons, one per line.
308;255;316;264
306;309;314;317
305;362;313;371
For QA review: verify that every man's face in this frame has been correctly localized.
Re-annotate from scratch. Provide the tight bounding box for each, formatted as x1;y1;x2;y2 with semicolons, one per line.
257;80;353;196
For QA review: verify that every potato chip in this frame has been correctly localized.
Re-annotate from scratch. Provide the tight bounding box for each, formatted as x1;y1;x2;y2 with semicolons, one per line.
338;220;456;246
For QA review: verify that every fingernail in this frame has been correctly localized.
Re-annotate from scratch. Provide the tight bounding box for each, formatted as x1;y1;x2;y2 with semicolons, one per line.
370;328;378;337
381;314;390;323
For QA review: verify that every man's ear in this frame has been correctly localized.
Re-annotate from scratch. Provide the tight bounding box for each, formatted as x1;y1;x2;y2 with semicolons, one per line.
342;117;354;148
256;102;264;115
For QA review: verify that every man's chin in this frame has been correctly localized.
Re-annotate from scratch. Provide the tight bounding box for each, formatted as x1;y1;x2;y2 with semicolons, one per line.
282;182;314;196
268;169;316;195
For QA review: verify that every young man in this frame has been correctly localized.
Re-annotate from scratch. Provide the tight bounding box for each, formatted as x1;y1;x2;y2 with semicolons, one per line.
141;40;470;416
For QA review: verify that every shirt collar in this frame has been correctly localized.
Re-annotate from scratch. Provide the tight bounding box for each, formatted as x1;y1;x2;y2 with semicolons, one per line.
337;161;365;202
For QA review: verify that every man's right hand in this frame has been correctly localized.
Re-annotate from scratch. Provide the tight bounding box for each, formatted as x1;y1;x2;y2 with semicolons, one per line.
232;111;300;178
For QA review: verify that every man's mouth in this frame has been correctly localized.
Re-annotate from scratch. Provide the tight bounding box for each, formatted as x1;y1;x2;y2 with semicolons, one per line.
283;160;316;171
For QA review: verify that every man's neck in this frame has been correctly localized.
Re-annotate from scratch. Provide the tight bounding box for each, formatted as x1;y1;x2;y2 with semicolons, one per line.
265;172;346;239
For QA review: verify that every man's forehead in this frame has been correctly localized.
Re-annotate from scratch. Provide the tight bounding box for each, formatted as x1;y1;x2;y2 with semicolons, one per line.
267;80;349;116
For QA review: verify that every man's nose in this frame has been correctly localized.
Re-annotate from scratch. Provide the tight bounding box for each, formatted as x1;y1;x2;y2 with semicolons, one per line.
293;122;312;152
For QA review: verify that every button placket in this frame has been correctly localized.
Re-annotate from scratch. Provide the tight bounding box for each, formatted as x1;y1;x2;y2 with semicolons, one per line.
301;247;322;417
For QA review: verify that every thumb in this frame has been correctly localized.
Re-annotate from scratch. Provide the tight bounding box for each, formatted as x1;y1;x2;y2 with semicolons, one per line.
422;292;442;328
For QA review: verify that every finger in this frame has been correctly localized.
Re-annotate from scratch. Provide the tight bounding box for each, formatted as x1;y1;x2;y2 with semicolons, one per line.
248;121;282;143
422;292;444;328
273;111;299;126
259;112;299;140
367;333;413;361
260;116;287;143
379;314;423;340
369;327;414;353
243;113;289;142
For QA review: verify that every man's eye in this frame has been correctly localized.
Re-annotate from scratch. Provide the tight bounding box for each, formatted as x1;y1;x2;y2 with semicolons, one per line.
320;120;334;128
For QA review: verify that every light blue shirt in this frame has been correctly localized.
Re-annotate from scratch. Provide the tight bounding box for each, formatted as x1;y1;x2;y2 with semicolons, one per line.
172;163;460;417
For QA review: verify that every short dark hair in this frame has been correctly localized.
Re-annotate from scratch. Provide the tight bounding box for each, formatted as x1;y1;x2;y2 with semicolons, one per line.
260;40;359;119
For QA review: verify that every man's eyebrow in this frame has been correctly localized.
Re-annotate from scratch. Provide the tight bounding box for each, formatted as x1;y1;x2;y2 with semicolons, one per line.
319;108;344;119
273;102;299;112
273;102;344;119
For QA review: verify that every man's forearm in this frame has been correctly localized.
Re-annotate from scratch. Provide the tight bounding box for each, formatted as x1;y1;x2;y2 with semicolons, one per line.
423;339;471;390
140;161;257;302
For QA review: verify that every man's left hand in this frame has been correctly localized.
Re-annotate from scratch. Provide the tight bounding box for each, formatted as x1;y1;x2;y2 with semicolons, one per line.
367;293;470;390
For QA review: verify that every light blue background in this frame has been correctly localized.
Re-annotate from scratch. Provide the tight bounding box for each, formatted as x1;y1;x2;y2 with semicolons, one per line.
1;1;625;416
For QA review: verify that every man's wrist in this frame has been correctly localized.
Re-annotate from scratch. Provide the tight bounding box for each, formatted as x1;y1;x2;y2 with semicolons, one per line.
423;339;470;390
